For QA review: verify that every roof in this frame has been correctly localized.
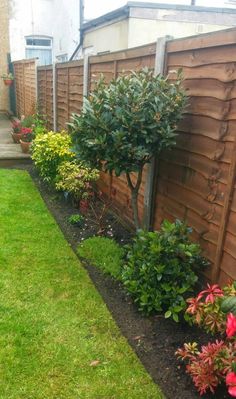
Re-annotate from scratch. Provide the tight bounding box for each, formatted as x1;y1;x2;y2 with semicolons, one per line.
82;1;236;31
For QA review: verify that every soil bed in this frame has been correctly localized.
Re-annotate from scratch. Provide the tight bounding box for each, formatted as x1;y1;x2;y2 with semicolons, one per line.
29;166;230;399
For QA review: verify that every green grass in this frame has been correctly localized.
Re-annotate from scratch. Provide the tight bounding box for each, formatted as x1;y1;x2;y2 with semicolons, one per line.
0;169;163;399
78;237;123;279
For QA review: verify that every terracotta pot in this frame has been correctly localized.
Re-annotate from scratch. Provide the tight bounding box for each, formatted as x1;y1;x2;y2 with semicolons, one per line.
3;79;13;86
11;132;24;143
20;140;31;153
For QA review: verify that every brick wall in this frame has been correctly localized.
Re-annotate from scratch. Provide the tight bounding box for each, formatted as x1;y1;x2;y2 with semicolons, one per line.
0;0;10;112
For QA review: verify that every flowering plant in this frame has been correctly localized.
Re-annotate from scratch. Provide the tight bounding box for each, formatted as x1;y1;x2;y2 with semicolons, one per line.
176;282;236;397
1;72;14;80
11;119;21;133
176;314;236;396
185;281;236;334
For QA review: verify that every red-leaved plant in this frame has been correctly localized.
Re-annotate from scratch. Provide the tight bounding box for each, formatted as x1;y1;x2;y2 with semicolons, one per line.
185;282;236;335
176;281;236;397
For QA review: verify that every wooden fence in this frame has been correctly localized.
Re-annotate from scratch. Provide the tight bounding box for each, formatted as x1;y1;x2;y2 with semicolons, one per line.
13;59;37;117
13;28;236;285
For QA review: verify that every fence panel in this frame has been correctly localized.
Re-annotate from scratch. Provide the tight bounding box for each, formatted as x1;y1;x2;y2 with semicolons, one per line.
152;31;236;283
37;66;53;129
56;61;84;130
13;59;37;117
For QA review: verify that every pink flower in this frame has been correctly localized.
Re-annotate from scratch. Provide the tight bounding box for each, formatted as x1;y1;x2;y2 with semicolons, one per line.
226;372;236;397
198;284;223;304
226;313;236;338
21;127;32;134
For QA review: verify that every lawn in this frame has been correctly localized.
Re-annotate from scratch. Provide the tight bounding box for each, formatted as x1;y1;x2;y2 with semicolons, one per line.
0;169;163;399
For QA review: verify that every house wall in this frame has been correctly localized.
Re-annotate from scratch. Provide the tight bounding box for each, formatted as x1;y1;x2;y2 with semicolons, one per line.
0;0;10;112
9;0;80;63
83;19;129;55
128;7;236;47
83;5;236;54
128;18;230;48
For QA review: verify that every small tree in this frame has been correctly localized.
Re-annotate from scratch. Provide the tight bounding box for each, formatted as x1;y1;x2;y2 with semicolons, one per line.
70;68;187;229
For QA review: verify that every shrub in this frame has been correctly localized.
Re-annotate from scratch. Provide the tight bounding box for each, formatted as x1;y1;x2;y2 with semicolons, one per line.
70;68;187;228
77;237;124;279
121;220;207;321
20;115;34;128
55;160;99;201
176;312;236;397
32;112;47;136
31;131;75;182
185;281;236;335
68;214;85;227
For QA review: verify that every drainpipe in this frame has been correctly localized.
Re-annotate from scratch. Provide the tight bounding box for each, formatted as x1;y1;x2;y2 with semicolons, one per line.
70;0;84;60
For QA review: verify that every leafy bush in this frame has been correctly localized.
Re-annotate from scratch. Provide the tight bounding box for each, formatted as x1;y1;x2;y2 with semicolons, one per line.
55;160;99;201
185;281;236;335
32;112;47;136
77;237;124;279
70;68;187;228
68;214;85;226
121;220;207;321
31;131;75;182
20;115;34;128
176;312;236;397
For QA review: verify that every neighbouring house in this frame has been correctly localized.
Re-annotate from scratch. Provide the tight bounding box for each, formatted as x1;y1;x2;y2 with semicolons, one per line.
9;0;80;65
76;1;236;57
0;0;10;112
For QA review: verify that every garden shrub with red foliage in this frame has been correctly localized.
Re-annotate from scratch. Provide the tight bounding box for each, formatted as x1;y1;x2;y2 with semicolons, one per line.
185;282;236;335
176;282;236;397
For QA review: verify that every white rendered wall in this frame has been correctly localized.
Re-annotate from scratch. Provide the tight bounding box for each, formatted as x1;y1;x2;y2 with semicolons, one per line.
9;0;80;62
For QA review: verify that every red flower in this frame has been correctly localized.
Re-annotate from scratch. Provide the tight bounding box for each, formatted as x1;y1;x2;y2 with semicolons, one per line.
21;127;32;134
198;284;223;304
226;372;236;397
226;313;236;338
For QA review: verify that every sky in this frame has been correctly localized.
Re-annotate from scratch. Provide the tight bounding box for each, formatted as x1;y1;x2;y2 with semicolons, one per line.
84;0;236;20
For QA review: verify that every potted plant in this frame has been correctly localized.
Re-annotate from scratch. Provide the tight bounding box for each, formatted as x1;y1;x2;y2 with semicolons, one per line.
19;128;34;153
11;119;24;143
1;72;14;86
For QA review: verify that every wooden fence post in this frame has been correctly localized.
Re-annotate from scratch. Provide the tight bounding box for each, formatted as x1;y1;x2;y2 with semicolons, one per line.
212;138;236;283
83;54;89;101
35;59;39;110
53;62;57;131
142;36;173;230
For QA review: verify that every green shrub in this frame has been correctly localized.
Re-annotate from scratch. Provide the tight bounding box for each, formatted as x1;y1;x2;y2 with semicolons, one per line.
55;160;99;200
32;112;47;136
77;237;124;279
68;214;85;226
31;131;75;182
70;68;187;228
121;220;207;321
21;115;34;128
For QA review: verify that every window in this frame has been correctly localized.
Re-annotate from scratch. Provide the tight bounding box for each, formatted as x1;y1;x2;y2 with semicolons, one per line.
56;54;68;63
25;36;53;66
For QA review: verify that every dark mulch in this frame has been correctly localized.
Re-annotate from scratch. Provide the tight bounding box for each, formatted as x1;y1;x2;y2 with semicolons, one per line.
21;166;230;399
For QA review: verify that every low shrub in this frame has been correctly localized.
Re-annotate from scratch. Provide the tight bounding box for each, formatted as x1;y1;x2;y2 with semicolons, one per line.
121;220;207;321
185;281;236;335
32;112;47;136
55;160;99;201
77;237;124;279
176;311;236;397
21;115;34;128
68;214;85;227
31;131;75;182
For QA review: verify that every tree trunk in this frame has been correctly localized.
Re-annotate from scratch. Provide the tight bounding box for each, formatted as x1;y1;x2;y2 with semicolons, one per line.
126;168;143;230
